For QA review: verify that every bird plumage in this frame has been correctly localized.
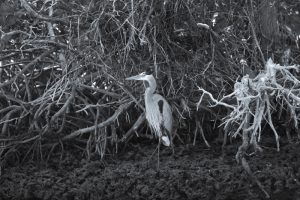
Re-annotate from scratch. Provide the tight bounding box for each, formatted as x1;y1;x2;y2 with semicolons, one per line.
145;91;172;146
126;72;172;146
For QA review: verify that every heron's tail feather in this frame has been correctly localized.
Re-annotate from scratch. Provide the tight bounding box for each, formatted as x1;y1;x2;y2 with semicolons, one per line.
161;136;170;146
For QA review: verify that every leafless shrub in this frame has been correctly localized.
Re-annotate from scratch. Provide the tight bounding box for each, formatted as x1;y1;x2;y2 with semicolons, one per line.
0;0;299;168
197;58;300;198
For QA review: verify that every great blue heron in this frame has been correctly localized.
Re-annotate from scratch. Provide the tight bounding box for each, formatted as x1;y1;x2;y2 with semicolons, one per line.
126;70;172;148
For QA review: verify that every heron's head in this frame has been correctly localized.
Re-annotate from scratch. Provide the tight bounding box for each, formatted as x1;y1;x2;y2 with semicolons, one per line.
126;70;157;91
126;68;154;81
126;72;150;81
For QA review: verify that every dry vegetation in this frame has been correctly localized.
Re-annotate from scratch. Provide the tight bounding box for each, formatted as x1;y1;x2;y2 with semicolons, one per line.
0;0;300;191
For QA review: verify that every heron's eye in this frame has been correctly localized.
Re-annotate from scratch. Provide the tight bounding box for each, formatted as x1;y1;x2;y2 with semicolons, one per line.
140;72;146;76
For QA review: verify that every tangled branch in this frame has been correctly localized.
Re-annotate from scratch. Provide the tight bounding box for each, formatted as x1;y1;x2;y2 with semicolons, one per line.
198;58;300;152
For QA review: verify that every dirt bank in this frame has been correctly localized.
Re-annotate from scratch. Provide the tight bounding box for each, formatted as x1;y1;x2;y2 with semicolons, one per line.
0;137;299;200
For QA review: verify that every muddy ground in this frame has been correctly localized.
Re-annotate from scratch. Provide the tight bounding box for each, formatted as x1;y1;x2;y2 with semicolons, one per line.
0;136;300;200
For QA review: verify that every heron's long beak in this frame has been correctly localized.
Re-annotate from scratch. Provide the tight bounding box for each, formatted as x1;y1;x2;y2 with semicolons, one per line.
126;74;144;81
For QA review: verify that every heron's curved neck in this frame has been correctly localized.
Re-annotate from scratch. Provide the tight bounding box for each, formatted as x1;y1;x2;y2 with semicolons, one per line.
144;75;156;95
144;76;156;109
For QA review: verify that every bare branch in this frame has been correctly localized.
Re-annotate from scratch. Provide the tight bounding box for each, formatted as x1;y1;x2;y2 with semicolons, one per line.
19;0;67;24
63;101;132;140
0;49;53;88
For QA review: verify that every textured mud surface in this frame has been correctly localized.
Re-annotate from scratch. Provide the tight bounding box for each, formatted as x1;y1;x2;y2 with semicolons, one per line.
0;138;300;200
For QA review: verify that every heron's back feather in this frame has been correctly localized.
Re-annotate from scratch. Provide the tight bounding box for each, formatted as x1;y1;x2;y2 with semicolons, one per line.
145;94;172;138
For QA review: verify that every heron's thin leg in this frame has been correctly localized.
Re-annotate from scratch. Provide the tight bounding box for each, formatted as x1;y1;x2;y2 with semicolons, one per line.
157;137;161;170
149;145;158;158
148;138;160;169
171;139;175;155
168;129;175;155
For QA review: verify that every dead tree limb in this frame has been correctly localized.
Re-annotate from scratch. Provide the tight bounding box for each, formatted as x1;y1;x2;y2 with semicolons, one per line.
19;0;67;24
0;49;53;88
121;112;146;143
63;101;132;140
